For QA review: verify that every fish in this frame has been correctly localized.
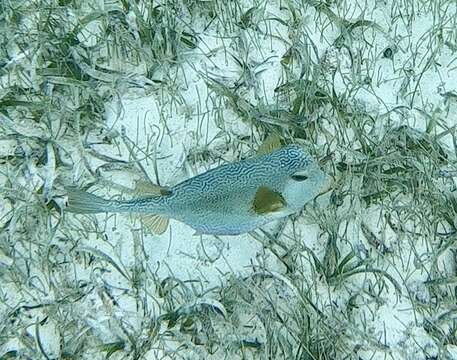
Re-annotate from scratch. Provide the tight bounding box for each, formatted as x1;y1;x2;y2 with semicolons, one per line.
65;144;328;236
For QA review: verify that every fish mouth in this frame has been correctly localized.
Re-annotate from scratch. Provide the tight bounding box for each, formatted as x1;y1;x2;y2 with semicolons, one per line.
317;174;334;196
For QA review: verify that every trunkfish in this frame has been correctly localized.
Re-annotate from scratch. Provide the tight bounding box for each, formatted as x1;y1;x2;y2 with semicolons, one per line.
66;143;328;235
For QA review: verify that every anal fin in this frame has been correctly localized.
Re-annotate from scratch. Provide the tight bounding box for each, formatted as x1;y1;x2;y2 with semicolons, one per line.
140;214;169;235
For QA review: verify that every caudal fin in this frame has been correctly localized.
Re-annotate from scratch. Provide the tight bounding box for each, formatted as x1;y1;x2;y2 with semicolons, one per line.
66;187;116;214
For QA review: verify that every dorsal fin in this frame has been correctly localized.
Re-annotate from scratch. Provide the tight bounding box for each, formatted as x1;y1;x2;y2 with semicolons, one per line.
134;179;172;197
252;186;287;215
256;133;283;156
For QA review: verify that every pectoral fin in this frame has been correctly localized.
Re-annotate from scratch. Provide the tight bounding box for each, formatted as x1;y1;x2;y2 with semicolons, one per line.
140;214;169;235
256;133;283;156
252;186;287;215
134;180;172;197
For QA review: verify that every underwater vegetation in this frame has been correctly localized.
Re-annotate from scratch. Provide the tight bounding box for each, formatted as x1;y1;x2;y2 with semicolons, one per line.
1;0;457;359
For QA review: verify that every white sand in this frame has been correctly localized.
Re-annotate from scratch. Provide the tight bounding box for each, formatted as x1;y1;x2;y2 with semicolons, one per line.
1;0;457;359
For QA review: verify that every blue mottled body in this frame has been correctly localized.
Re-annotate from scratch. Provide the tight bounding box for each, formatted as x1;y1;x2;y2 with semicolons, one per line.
67;145;327;235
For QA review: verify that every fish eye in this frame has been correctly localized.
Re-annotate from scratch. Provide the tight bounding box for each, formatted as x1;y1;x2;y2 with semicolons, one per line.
291;174;309;181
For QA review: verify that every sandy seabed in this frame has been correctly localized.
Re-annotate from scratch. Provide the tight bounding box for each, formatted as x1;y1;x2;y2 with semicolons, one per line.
1;0;457;359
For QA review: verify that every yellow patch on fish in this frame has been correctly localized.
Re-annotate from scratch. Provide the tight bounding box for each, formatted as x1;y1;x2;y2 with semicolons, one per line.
251;186;287;215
